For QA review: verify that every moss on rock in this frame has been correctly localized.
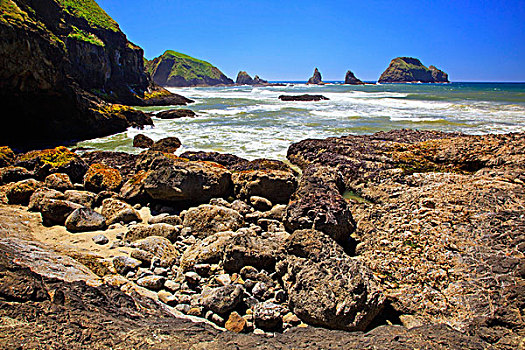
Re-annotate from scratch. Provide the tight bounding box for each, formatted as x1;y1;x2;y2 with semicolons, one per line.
84;163;122;192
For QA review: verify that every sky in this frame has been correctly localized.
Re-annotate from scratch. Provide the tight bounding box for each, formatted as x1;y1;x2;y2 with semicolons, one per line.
97;0;525;82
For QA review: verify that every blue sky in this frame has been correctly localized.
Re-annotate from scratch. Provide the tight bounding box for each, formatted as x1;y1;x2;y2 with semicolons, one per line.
97;0;525;82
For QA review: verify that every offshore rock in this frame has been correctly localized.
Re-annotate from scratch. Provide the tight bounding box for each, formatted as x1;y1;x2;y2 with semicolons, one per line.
236;71;255;85
378;57;449;83
155;109;196;119
279;94;329;102
150;137;182;154
344;70;365;85
133;134;154;149
307;68;323;84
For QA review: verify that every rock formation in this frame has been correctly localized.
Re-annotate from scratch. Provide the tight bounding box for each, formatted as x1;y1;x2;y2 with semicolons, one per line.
307;68;323;84
378;57;449;83
278;95;329;102
0;0;191;148
146;50;234;87
236;71;269;85
344;70;365;85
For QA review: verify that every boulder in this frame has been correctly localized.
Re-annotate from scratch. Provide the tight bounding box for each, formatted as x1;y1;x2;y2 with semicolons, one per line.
133;236;180;267
148;213;182;226
112;256;142;275
119;170;149;202
180;151;249;169
222;231;285;272
254;302;283;331
65;207;107;232
180;231;237;272
92;234;109;245
201;284;244;315
250;196;273;212
278;95;329;102
137;151;232;203
39;199;84;226
5;179;44;205
155;109;196;119
232;169;297;204
44;173;74;191
182;205;244;238
81;151;138;180
83;163;123;193
125;224;179;242
150;137;182;154
133;134;154;148
64;190;97;208
307;68;323;84
101;198;141;225
344;70;365;85
28;187;65;211
136;275;165;291
277;229;385;331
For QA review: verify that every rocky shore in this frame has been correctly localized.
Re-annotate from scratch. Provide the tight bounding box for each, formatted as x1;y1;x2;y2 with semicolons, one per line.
0;129;523;348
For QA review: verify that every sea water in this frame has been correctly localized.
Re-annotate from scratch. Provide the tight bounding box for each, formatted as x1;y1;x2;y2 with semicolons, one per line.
76;82;525;160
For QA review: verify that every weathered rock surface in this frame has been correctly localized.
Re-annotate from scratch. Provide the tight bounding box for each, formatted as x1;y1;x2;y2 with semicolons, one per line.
101;198;141;225
81;151;138;180
133;134;154;148
182;205;244;238
278;229;385;331
125;223;179;242
201;284;244;315
150;137;182;153
180;231;236;271
307;68;323;84
378;57;449;83
5;178;43;205
278;94;329;102
44;173;74;191
39;199;84;226
344;70;365;85
84;163;123;193
232;169;297;204
133;236;180;267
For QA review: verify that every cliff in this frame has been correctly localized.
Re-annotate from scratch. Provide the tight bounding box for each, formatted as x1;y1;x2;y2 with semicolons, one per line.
0;0;190;148
344;70;364;85
378;57;449;83
146;50;234;87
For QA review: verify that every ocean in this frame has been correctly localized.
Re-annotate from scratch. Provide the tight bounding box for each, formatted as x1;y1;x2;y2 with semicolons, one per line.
76;82;525;160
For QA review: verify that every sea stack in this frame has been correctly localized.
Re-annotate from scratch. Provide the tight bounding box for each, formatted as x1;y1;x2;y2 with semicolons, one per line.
344;70;365;85
146;50;234;87
307;68;323;84
378;57;449;83
236;71;269;85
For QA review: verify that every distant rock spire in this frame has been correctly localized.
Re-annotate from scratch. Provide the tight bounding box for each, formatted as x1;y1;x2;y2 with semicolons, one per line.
307;68;323;84
344;70;365;85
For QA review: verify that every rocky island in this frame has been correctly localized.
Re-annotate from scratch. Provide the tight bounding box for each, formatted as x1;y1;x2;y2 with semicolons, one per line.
307;68;324;85
344;70;365;85
378;57;449;83
146;50;234;87
236;71;269;85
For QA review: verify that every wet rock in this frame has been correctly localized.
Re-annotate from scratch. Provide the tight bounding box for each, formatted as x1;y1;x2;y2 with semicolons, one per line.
136;275;165;291
64;190;97;208
277;229;385;331
0;166;33;185
83;163;123;193
125;224;179;242
39;199;84;226
155;109;196;119
232;169;297;204
65;207;107;232
254;302;283;331
44;173;74;191
278;94;328;101
225;311;247;333
112;256;142;275
133;134;154;148
92;234;109;245
5;179;43;205
137;151;232;203
183;205;244;238
101;198;141;225
133;236;180;267
201;284;244;315
150;137;182;153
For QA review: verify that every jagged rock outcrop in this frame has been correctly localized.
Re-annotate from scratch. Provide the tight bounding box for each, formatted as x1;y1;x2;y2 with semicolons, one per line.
307;68;323;84
0;0;190;148
146;50;234;87
344;70;365;85
378;57;449;83
236;71;269;85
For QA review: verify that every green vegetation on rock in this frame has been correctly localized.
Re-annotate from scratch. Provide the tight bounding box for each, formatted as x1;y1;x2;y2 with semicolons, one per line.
55;0;119;32
146;50;234;87
68;25;104;46
378;57;449;83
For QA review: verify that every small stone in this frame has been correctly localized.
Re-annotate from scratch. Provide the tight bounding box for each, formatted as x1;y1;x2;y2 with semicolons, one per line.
253;329;265;335
225;311;247;333
210;313;225;326
282;312;301;325
187;307;203;317
158;290;177;305
250;196;273;212
176;304;191;314
252;282;268;299
184;271;201;284
215;274;231;286
194;263;212;276
164;280;180;292
92;234;109;245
